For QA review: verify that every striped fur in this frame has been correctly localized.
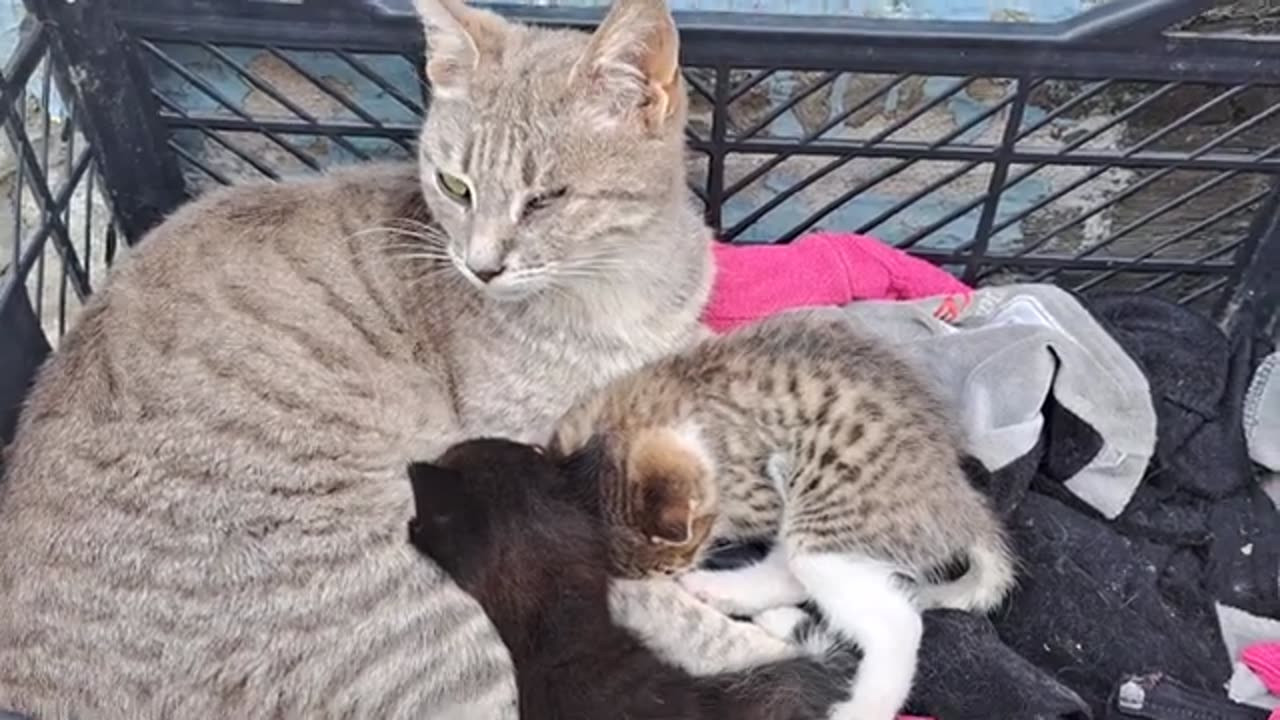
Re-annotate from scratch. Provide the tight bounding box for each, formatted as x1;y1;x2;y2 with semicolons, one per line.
0;0;732;715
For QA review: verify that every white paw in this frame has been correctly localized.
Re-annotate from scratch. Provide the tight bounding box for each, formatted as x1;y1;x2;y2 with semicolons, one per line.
752;606;809;640
678;570;777;617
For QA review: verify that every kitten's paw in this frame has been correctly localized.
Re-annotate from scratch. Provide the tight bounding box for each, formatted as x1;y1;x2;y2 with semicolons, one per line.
753;606;809;640
678;569;780;617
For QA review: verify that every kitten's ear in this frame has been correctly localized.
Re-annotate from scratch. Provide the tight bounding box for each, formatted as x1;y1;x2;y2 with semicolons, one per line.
407;461;464;519
414;0;511;98
626;427;711;546
571;0;683;132
554;434;608;509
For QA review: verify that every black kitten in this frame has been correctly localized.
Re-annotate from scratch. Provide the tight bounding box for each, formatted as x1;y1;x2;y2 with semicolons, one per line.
407;438;856;720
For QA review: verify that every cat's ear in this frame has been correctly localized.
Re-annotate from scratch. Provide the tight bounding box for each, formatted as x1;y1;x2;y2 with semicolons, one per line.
571;0;683;132
414;0;511;98
626;426;712;546
407;461;464;520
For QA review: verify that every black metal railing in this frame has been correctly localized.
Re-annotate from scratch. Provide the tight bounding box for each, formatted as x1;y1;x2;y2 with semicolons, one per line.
8;0;1280;340
1;15;120;345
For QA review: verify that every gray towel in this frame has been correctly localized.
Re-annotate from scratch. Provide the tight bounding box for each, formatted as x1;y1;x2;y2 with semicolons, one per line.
829;284;1157;519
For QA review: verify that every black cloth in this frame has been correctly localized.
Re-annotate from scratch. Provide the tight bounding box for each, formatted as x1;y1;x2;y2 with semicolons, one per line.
1092;295;1280;620
904;294;1277;719
907;609;1090;719
1105;673;1270;720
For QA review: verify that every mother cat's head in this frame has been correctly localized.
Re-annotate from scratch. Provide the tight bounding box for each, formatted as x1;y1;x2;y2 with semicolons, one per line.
412;0;706;304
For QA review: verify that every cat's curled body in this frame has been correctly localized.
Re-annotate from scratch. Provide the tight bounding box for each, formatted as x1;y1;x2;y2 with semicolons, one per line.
408;438;859;720
0;0;810;715
552;309;1017;720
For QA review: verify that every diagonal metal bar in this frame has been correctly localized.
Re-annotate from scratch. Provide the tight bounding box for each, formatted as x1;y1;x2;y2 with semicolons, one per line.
775;83;1025;246
1117;83;1252;155
855;87;1026;234
264;47;414;152
1128;242;1246;296
1015;94;1280;247
139;39;324;171
1011;78;1116;144
198;42;373;162
723;72;909;200
0;140;95;305
897;81;1220;254
1066;186;1268;289
0;25;46;123
760;77;1017;247
1007;123;1280;262
1134;217;1269;296
1033;170;1268;275
169;138;233;186
333;49;424;117
683;70;716;105
1178;276;1232;306
737;70;841;142
724;76;974;240
153;94;283;179
727;68;778;105
3;101;94;303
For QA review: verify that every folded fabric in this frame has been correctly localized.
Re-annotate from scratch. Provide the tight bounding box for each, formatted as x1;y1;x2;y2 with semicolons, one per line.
833;284;1157;518
1089;295;1280;619
703;232;970;333
909;609;1091;720
1245;352;1279;471
1244;642;1280;696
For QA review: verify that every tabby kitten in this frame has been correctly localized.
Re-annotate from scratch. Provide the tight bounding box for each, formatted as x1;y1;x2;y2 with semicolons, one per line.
407;438;859;720
552;309;1017;720
0;0;790;716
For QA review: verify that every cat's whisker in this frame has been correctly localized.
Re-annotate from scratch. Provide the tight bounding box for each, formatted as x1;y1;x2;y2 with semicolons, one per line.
347;225;452;251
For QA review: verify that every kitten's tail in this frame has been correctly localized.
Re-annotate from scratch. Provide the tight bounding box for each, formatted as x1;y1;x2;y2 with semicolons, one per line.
915;534;1016;613
708;644;861;720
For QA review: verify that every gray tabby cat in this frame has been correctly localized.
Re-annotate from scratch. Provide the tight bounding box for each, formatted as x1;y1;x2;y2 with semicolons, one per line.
0;0;809;716
552;309;1018;720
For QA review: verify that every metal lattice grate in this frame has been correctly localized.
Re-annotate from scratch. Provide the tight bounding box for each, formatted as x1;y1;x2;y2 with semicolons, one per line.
10;0;1280;334
134;37;1280;313
1;17;119;345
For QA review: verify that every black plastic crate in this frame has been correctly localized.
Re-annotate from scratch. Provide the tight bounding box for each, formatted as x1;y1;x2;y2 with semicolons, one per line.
3;0;1279;357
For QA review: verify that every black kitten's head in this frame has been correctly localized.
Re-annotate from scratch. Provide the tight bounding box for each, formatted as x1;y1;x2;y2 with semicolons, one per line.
406;437;607;604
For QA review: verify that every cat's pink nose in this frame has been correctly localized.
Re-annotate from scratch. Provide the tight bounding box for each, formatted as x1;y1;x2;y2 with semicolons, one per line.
469;263;506;283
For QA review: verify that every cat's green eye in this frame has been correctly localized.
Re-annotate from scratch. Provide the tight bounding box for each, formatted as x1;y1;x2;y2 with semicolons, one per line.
436;171;471;204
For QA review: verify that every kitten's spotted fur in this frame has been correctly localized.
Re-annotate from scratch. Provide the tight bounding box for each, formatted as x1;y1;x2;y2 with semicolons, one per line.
0;0;803;716
553;309;1017;720
407;438;859;720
